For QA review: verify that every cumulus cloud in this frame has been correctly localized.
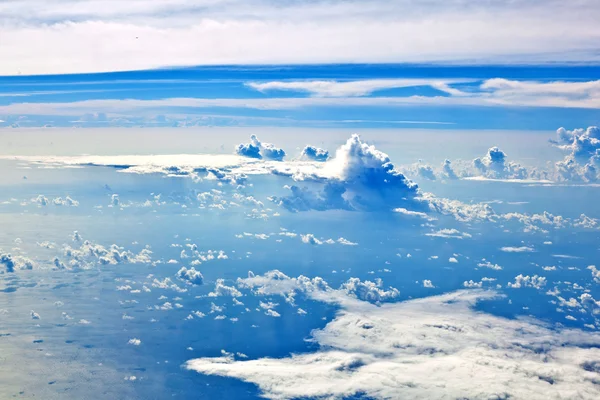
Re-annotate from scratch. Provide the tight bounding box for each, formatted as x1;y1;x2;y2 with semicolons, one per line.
187;289;600;399
507;274;547;289
236;134;286;161
340;278;400;303
60;240;152;269
176;267;204;285
440;159;458;180
472;146;530;180
237;270;399;306
301;145;329;162
551;126;600;182
1;253;34;272
300;234;322;245
272;134;421;212
209;279;242;297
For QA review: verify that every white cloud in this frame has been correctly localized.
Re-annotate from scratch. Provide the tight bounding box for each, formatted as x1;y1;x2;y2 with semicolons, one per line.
236;134;285;161
300;145;329;162
247;79;470;97
500;246;535;253
208;279;242;297
176;266;204;285
187;289;600;399
425;228;471;239
422;279;434;288
507;274;547;289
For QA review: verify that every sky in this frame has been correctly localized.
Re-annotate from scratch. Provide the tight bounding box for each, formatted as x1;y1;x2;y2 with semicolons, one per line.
2;1;600;399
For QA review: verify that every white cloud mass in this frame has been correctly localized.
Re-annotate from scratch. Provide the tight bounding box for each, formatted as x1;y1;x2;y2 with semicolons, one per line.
187;288;600;399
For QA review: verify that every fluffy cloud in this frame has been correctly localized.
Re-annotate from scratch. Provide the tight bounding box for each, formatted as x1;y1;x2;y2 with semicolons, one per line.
187;289;600;399
340;278;400;303
1;253;35;272
507;274;547;289
208;279;242;297
237;270;399;306
60;240;152;269
176;267;204;285
440;159;458;180
301;145;329;162
472;146;529;180
272;134;421;212
552;126;600;182
236;135;286;161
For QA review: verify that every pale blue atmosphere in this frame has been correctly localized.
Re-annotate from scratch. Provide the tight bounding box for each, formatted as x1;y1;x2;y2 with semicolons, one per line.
2;1;600;399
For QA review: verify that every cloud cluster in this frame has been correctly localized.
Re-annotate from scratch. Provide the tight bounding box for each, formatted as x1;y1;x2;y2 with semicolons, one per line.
236;134;286;161
59;236;153;269
187;288;600;399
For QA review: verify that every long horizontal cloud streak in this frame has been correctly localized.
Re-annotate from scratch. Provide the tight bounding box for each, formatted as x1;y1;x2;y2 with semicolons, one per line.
1;1;600;74
3;78;600;124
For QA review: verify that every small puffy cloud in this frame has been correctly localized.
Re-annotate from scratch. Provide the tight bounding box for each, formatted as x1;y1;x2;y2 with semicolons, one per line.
441;159;458;180
265;309;281;318
209;279;242;297
301;145;329;162
507;274;547;289
128;338;141;346
111;194;120;206
176;267;204;285
337;237;357;246
236;134;286;161
472;146;529;180
301;234;322;245
477;260;503;270
34;195;49;206
422;280;435;288
52;196;79;206
340;277;400;303
30;310;41;320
